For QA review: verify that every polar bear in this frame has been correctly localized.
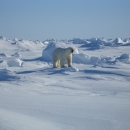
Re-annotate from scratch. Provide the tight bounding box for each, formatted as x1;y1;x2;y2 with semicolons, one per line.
52;47;74;68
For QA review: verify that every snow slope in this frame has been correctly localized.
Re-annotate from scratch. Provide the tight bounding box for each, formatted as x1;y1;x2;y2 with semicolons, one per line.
0;37;130;130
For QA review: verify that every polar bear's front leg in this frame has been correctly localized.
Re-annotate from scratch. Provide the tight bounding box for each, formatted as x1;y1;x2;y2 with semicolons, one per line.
57;60;60;68
67;55;72;67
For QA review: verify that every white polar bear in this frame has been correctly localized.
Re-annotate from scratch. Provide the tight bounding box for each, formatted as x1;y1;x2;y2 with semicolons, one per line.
52;47;74;68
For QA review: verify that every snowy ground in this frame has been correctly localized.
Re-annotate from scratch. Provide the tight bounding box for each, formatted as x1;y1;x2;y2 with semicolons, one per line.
0;37;130;130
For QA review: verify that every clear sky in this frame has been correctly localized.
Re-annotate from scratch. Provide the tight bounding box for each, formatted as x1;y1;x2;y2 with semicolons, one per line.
0;0;130;40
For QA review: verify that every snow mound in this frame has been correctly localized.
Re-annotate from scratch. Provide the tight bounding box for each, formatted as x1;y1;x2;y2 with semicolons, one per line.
73;53;130;65
73;53;115;65
0;53;6;58
0;53;6;63
11;52;22;59
116;54;130;64
7;58;22;67
42;42;65;62
0;52;23;67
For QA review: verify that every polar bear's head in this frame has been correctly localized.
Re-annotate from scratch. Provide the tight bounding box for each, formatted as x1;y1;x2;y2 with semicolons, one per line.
68;47;74;53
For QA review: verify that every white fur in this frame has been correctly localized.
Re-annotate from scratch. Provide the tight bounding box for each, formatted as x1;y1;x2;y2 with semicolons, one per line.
52;47;73;68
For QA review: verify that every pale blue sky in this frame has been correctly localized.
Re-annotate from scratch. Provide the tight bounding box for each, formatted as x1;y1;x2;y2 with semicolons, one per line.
0;0;130;40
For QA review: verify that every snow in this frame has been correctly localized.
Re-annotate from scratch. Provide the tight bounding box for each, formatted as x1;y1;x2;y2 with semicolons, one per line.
0;37;130;130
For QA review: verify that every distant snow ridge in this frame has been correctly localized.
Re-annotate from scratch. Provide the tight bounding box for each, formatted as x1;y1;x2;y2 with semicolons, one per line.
0;36;6;40
114;38;124;44
70;38;130;49
70;38;88;44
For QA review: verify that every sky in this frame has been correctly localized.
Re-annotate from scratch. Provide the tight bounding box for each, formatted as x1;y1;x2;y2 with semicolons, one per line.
0;0;130;40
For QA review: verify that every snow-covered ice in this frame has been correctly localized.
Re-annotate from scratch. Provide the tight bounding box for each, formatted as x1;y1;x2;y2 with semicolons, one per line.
0;37;130;130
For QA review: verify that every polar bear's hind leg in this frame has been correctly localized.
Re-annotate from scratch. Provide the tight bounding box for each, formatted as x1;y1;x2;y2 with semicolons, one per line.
53;57;58;68
53;61;57;68
60;59;65;68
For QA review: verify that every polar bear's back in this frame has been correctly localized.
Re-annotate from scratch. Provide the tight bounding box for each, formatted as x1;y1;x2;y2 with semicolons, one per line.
53;47;65;52
52;48;65;57
52;47;73;60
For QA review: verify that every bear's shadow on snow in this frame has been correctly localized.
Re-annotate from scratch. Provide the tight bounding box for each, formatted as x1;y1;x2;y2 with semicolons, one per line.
47;68;70;75
41;67;78;75
0;69;20;81
41;67;72;75
16;67;76;75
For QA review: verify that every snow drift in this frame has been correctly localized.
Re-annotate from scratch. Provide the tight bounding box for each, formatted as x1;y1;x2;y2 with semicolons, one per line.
0;52;23;67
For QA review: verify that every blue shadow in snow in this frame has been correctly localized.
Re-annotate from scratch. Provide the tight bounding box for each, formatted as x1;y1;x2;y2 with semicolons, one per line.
48;68;69;75
16;70;36;74
0;69;20;81
83;69;130;77
22;57;43;62
16;67;69;75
